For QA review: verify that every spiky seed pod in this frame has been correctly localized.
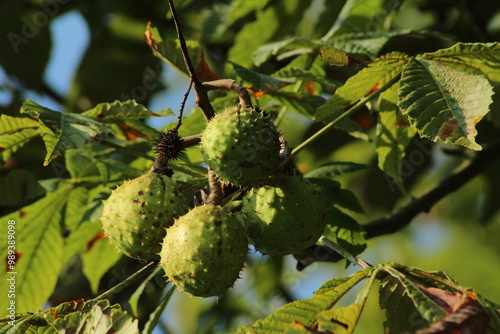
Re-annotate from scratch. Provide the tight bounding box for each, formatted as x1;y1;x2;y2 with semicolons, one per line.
154;129;185;161
200;107;281;187
160;204;248;297
101;173;188;261
241;175;328;257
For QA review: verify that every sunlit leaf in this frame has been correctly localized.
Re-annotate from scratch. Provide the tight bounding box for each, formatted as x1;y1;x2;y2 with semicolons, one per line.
323;207;367;257
315;52;409;123
376;82;416;193
0;184;71;313
231;62;293;95
144;24;215;80
315;274;376;333
236;268;373;333
82;100;174;120
0;114;40;163
0;299;139;333
142;286;175;334
382;265;448;324
129;267;164;317
398;57;493;150
379;275;427;333
81;221;122;294
424;42;500;85
322;0;400;39
268;91;325;117
20;100;111;165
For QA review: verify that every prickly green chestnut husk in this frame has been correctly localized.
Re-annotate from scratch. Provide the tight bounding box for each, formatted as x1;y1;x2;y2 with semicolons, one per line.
200;107;281;187
241;176;328;257
160;204;248;297
101;173;187;261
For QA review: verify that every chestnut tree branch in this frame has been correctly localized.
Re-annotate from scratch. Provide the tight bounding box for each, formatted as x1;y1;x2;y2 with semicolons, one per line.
166;0;215;121
294;141;500;270
363;141;500;238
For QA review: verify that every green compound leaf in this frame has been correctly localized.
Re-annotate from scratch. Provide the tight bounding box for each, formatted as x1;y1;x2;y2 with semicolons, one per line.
235;268;373;333
0;184;71;314
323;0;399;39
376;82;416;193
315;52;409;123
0;299;139;334
382;265;448;325
142;286;176;334
398;57;493;150
314;273;377;333
304;162;368;178
0;114;40;163
82;100;174;120
379;275;428;333
231;62;293;93
145;25;202;77
424;42;500;85
323;207;367;258
81;221;122;294
20;100;111;165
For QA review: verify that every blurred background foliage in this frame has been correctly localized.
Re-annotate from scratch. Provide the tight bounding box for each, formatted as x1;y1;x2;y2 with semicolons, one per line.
1;0;500;333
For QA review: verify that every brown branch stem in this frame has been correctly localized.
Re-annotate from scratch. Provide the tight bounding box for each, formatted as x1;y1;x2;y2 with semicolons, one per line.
363;141;500;238
166;0;215;121
294;141;500;270
202;79;253;108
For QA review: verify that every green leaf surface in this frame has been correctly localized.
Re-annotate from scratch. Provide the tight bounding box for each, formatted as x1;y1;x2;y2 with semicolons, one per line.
235;268;372;333
146;26;201;76
376;82;416;193
231;62;293;93
142;286;176;334
129;267;164;317
46;299;138;334
322;0;398;39
268;91;326;117
0;114;40;163
252;38;316;66
273;66;341;91
315;52;409;123
81;221;122;294
20;100;111;165
229;0;311;67
379;275;427;333
323;207;367;257
304;162;368;178
423;42;500;85
0;184;71;313
82;100;174;120
0;170;45;207
315;273;377;333
318;44;351;66
306;178;364;214
398;57;493;150
382;265;448;324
